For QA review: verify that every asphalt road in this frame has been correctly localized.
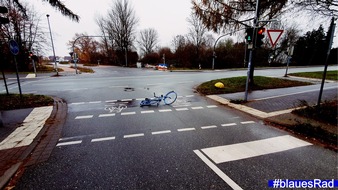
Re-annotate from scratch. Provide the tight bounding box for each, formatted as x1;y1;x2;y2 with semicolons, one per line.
1;66;337;189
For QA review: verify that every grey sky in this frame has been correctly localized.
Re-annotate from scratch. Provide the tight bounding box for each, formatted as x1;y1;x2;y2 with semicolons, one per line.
30;0;337;57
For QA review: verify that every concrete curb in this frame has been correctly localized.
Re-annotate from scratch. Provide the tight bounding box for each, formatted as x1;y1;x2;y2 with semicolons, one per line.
206;95;298;119
0;97;67;189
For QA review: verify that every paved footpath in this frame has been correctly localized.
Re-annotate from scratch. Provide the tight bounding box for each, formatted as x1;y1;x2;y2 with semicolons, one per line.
0;97;67;189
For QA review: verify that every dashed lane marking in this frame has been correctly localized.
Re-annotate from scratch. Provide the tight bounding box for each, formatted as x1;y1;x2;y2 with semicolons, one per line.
176;108;189;111
98;113;116;118
201;125;217;129
159;109;172;112
56;121;255;147
75;115;93;119
91;136;116;142
151;130;172;135
191;106;204;110
141;110;155;114
241;121;255;124
121;112;136;116
89;101;102;104
69;95;195;105
177;128;196;132
124;133;144;138
56;140;82;147
74;105;218;119
221;123;237;127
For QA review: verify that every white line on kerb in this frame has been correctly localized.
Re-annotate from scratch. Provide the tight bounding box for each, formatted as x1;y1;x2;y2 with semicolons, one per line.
152;130;171;135
56;140;82;147
194;150;243;190
91;137;116;142
124;133;144;138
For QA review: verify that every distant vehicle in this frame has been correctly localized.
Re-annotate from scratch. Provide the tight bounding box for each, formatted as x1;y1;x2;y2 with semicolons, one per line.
156;63;167;70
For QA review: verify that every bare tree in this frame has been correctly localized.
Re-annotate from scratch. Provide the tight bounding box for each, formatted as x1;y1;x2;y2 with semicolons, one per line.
186;13;208;68
96;0;138;65
67;33;100;63
105;0;138;51
171;35;186;52
138;28;159;56
293;0;338;17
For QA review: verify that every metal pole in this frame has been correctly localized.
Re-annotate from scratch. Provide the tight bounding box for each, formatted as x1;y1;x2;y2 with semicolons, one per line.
244;0;259;101
317;17;336;107
46;14;58;75
14;56;22;98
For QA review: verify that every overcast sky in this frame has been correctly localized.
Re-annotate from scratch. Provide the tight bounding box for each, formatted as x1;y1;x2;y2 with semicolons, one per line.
30;0;338;57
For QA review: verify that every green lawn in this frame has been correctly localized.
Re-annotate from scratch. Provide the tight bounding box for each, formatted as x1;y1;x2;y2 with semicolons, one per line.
289;70;338;80
196;76;312;95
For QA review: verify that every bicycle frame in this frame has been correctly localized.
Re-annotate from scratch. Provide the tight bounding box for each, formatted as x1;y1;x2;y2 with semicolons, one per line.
140;91;176;107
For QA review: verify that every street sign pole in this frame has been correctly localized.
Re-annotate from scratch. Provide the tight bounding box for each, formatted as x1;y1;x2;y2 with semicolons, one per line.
9;39;22;98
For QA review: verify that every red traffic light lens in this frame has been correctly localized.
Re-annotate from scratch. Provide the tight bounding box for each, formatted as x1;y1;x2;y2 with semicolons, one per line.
257;28;265;35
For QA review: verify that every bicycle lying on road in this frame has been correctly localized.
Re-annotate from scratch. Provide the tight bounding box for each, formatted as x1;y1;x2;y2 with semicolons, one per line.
140;91;177;107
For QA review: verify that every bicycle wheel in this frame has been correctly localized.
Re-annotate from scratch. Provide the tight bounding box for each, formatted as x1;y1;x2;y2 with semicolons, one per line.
164;91;177;105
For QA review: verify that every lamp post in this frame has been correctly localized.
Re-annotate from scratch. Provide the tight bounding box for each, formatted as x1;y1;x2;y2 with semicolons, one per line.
46;14;58;75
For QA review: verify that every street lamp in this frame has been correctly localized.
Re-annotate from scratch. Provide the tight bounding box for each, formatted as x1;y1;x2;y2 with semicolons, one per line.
46;14;58;75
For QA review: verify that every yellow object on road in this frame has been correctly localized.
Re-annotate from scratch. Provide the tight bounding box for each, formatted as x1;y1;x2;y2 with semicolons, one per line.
214;82;225;88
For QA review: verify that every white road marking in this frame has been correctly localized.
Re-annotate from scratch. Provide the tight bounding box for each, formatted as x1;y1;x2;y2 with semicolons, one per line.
105;100;117;103
124;133;144;138
121;99;132;101
201;135;312;164
99;113;116;117
136;98;145;101
201;125;217;129
70;102;85;105
191;106;204;110
91;136;116;142
185;95;194;97
147;83;164;86
89;101;102;104
141;110;155;114
121;112;136;115
75;115;93;119
56;140;82;147
241;121;255;124
177;128;196;132
207;105;218;108
194;150;243;190
221;123;237;127
152;130;172;135
176;108;189;111
159;109;172;112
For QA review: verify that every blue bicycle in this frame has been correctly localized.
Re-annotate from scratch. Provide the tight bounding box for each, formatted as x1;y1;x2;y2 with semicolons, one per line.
140;91;177;107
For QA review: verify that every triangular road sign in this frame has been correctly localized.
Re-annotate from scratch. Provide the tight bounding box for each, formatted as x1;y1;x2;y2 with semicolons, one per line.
267;30;283;48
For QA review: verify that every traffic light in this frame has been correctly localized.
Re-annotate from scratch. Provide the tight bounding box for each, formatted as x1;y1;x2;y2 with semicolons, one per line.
0;6;10;24
256;27;265;48
245;27;254;43
29;51;33;58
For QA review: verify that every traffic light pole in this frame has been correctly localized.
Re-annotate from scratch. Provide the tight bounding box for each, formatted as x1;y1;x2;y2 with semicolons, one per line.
244;0;260;102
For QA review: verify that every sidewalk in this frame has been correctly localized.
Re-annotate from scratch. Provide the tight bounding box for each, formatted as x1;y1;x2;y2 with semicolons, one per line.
0;97;67;189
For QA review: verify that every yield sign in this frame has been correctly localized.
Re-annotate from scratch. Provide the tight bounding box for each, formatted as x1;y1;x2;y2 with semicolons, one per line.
267;30;283;48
